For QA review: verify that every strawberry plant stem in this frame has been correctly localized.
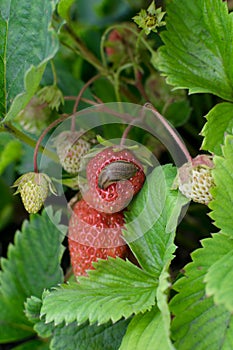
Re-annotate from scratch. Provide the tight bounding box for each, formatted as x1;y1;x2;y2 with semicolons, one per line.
119;104;148;147
120;124;133;147
71;74;102;131
145;103;192;162
33;115;70;173
50;60;58;85
0;122;55;160
135;70;150;101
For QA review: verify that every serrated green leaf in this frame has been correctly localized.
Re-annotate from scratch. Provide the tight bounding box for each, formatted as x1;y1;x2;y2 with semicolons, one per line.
34;319;54;340
123;166;187;346
0;208;65;343
50;319;130;350
0;208;65;298
119;306;174;350
209;135;233;235
158;0;233;101
24;295;54;338
120;230;174;350
0;139;22;174
24;296;42;324
204;245;233;312
0;295;34;343
170;233;233;349
124;164;188;276
41;257;157;326
201;102;233;155
6;64;48;121
156;266;174;349
0;0;59;120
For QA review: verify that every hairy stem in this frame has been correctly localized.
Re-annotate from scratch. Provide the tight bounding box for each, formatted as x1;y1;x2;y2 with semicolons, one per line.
120;124;133;147
33;115;70;173
71;74;102;131
145;103;192;162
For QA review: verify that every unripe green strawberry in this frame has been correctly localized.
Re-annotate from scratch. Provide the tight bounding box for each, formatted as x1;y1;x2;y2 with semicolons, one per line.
54;131;91;174
176;155;214;205
12;172;56;213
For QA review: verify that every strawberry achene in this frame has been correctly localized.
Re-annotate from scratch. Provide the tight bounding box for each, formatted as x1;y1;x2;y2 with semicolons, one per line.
68;199;129;276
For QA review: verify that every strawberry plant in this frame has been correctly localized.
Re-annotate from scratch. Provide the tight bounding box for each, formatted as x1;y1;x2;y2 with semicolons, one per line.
0;0;233;349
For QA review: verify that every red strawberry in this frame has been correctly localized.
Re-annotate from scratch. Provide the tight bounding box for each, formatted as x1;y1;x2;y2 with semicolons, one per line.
84;147;145;213
105;29;123;56
104;27;137;65
68;199;129;276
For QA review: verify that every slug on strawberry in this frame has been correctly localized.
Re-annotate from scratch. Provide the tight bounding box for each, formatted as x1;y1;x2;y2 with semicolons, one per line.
68;199;129;276
84;147;145;213
98;160;138;189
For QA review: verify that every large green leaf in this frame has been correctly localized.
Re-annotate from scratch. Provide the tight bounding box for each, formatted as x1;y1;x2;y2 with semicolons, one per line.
0;208;65;343
156;266;174;349
41;257;157;325
50;319;130;350
201;135;233;312
171;136;233;347
201;102;233;156
204;249;233;312
0;0;59;120
158;0;233;101
25;292;130;350
124;164;188;276
0;295;34;343
24;296;54;339
170;233;233;349
209;135;233;236
119;306;174;350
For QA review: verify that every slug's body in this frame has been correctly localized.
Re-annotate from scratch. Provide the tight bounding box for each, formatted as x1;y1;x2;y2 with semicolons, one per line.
98;160;138;189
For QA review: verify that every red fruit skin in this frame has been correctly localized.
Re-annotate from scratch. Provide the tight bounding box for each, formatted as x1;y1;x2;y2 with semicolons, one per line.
85;147;145;213
105;29;123;56
68;199;129;276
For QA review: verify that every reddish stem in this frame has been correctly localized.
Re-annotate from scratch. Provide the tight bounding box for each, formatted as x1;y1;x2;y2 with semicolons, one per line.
135;70;150;102
119;102;148;147
145;103;192;162
33;115;71;173
64;96;102;106
120;124;133;147
71;74;102;132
